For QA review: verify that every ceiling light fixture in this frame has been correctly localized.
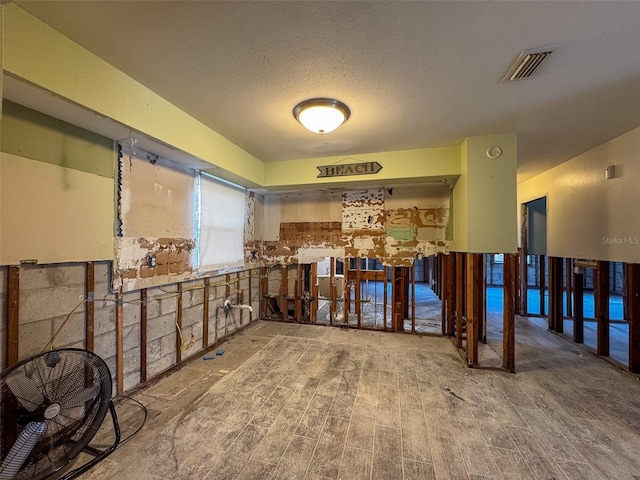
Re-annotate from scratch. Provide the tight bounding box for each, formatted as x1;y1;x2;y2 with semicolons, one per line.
293;98;350;134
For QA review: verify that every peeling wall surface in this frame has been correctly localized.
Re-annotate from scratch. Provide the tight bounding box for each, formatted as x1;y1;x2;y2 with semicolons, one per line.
258;186;450;265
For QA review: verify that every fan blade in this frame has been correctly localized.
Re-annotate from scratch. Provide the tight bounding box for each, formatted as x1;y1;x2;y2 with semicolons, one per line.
0;422;45;480
5;374;44;412
61;384;101;409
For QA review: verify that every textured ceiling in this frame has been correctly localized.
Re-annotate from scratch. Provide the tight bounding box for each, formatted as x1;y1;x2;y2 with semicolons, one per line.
13;1;640;181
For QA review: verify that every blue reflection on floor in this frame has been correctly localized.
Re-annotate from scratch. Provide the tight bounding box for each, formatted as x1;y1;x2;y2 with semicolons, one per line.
486;287;629;367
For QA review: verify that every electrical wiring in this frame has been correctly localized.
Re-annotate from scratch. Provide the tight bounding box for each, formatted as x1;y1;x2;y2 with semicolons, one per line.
43;298;88;352
116;395;148;446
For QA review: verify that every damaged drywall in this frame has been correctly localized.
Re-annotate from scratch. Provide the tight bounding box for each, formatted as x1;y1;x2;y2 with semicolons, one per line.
256;185;450;266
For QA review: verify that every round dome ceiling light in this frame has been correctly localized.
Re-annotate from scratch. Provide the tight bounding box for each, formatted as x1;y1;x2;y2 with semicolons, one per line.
293;98;351;134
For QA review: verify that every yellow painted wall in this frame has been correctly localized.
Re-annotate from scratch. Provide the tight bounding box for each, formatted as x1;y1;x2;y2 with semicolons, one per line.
451;133;518;253
3;3;264;187
263;146;460;190
518;127;640;263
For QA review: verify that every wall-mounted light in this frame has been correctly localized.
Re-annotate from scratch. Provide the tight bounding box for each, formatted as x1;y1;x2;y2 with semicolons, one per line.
293;98;350;134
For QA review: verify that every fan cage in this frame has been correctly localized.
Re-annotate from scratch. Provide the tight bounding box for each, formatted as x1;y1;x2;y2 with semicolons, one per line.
1;349;113;480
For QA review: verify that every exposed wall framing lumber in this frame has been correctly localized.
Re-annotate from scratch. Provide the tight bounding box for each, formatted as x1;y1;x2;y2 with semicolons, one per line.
466;254;482;366
446;255;456;337
573;268;584;343
140;289;148;383
203;278;210;346
85;262;95;352
383;266;388;330
176;283;183;364
330;258;336;325
116;291;124;394
565;258;573;318
628;264;640;373
549;257;564;333
411;265;416;333
539;255;546;316
503;254;516;372
456;253;465;348
441;254;447;335
518;204;529;316
311;263;318;323
596;261;610;356
6;266;20;368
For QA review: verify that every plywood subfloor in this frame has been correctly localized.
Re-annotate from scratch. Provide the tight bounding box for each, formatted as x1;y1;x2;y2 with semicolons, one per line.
77;319;640;480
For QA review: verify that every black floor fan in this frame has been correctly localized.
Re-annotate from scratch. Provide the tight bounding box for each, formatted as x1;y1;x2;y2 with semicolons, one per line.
0;349;121;480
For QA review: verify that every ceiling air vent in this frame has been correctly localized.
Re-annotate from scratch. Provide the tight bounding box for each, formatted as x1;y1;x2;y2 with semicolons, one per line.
502;47;555;82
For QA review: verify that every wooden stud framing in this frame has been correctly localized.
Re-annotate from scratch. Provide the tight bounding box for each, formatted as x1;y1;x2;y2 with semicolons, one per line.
248;269;253;323
441;255;448;335
383;266;388;330
573;268;584;343
456;253;464;348
140;289;148;383
85;262;95;352
549;257;564;333
596;261;610;356
330;258;336;325
176;282;183;364
261;267;268;319
116;291;124;394
539;255;546;316
565;258;573;318
203;278;210;346
280;266;288;320
356;258;362;325
447;255;456;337
311;263;319;323
628;263;640;373
466;254;482;366
411;265;416;333
6;266;20;368
503;253;516;372
295;263;302;322
481;255;487;343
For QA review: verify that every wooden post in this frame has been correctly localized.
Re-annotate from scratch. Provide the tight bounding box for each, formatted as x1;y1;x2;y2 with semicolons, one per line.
85;262;95;352
140;289;148;383
295;263;302;322
116;291;124;394
446;255;456;336
503;254;516;372
624;264;630;322
441;254;448;336
203;278;210;346
539;255;546;316
411;265;416;333
383;266;388;330
311;263;318;323
176;282;183;364
248;269;253;323
480;255;486;343
549;257;564;333
573;268;584;343
280;265;288;320
565;258;573;318
261;267;268;319
596;261;610;356
356;258;362;325
6;266;20;368
330;258;336;325
456;253;464;348
628;264;640;373
466;254;482;366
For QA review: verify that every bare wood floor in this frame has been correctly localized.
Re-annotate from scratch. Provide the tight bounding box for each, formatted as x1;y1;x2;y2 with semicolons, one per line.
77;318;640;480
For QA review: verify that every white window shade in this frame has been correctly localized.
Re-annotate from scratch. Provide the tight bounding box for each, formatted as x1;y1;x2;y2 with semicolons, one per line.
199;175;246;272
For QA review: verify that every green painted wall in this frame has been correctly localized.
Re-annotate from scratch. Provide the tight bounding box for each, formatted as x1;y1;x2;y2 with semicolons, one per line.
1;100;115;177
3;3;264;187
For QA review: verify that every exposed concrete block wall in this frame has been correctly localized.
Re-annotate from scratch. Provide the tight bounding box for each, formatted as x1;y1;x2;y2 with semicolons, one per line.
1;262;260;393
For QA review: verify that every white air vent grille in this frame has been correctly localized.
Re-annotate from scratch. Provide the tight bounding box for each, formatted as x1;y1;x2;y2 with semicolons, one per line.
502;47;555;82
